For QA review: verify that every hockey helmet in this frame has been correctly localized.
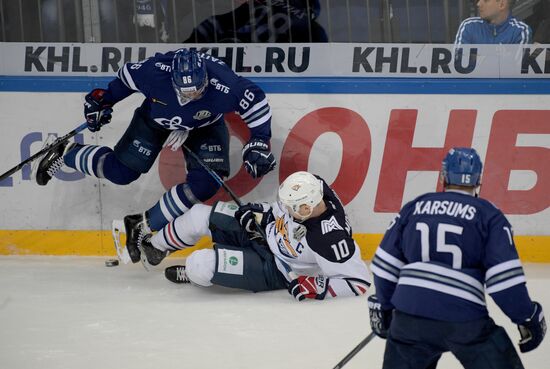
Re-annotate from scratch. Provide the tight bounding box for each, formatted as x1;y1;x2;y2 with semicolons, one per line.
441;147;483;187
278;171;323;221
171;49;208;104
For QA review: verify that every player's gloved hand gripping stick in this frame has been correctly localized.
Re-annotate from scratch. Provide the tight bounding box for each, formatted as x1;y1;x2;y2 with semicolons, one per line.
0;122;88;182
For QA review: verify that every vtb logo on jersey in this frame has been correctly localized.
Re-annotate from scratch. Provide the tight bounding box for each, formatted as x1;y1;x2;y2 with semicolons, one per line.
132;140;151;156
210;78;230;93
200;143;222;152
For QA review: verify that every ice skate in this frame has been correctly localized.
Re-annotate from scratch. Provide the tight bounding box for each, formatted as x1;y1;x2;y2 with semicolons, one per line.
123;212;151;263
33;140;76;186
140;234;169;267
164;265;190;284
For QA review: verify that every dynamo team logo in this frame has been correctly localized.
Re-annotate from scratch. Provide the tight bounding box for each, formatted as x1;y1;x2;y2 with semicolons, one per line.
154;116;193;130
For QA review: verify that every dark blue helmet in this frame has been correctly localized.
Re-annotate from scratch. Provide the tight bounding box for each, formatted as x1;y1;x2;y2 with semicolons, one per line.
171;49;208;104
441;147;483;187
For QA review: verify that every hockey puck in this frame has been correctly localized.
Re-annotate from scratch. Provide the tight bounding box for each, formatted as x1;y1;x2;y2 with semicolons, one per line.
105;259;119;267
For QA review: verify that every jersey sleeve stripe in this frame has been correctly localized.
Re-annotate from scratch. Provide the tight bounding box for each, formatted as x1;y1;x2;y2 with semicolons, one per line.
398;277;486;306
119;64;139;91
345;280;359;296
372;255;401;278
345;278;370;296
245;105;270;124
374;247;405;269
246;110;272;129
240;97;268;120
485;259;522;280
485;267;524;286
486;274;526;294
371;263;399;283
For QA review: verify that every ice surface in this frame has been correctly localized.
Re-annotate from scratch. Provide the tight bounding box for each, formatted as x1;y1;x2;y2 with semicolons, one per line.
0;256;549;369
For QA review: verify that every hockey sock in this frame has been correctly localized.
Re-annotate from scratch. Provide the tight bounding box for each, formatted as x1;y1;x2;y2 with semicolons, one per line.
151;204;211;251
64;144;140;185
147;170;220;230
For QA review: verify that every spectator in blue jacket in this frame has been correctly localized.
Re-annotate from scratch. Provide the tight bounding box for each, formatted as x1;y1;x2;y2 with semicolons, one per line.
455;0;532;44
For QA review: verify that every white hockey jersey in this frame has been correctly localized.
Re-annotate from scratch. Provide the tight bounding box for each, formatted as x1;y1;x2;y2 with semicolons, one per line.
265;178;371;299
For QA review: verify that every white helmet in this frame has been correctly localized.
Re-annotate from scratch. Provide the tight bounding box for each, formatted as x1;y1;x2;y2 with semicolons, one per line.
278;171;323;221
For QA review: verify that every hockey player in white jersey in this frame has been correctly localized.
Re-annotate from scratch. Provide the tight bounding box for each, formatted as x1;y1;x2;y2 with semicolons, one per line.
139;171;371;300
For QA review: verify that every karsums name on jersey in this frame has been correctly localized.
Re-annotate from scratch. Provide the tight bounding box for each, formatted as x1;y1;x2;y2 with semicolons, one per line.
413;200;477;220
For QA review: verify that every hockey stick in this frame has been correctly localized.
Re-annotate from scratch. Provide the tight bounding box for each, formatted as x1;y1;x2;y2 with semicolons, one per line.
181;144;269;241
0;122;88;182
332;332;376;369
182;144;243;206
135;144;272;270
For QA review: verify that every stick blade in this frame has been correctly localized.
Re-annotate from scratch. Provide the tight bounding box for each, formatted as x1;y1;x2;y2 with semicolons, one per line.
112;219;132;264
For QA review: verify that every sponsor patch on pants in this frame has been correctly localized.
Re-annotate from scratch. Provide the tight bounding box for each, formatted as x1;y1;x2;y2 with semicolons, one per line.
213;201;239;217
217;249;244;275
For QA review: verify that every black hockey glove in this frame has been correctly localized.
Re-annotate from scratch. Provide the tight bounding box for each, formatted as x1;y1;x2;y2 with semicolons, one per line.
288;275;329;301
518;301;546;353
235;202;274;233
84;88;113;132
368;295;393;339
242;138;276;178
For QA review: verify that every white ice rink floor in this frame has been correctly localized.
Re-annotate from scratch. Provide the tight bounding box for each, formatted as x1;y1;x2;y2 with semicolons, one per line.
1;256;549;369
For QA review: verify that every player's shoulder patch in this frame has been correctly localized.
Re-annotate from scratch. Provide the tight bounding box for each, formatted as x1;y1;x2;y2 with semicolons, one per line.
320;215;345;235
306;226;356;263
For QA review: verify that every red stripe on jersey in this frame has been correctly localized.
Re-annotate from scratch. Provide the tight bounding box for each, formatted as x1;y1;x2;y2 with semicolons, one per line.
328;286;336;297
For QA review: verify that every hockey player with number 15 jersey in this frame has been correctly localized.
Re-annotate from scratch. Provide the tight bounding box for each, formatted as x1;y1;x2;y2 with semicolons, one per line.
137;171;371;301
369;147;546;369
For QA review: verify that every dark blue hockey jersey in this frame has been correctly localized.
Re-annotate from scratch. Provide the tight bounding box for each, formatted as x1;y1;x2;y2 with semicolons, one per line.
372;189;534;323
103;50;272;140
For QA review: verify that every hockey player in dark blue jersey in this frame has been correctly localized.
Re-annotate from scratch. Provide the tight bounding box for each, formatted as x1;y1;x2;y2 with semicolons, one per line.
369;147;546;369
34;48;276;263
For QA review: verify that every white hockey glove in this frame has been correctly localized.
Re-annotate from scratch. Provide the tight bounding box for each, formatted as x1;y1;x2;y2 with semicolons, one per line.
163;130;189;152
